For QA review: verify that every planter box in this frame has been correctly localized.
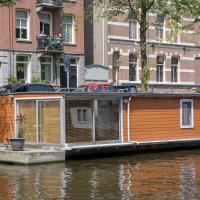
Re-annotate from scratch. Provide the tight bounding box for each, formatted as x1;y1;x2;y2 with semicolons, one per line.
9;138;25;151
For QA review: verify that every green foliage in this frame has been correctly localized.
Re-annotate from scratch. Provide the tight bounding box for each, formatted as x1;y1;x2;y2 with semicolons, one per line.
31;76;41;83
141;66;151;92
7;74;26;84
42;80;50;83
169;19;182;43
195;88;200;93
0;0;18;6
7;74;20;84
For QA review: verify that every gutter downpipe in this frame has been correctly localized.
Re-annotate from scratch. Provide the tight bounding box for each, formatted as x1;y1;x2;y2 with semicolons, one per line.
128;96;131;143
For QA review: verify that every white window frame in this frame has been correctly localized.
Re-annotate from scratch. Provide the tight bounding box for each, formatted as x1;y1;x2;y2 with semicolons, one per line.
62;15;75;44
40;56;53;82
156;13;165;41
39;12;53;36
171;56;179;83
129;20;137;40
129;53;137;82
180;99;194;129
16;9;30;41
77;108;89;124
156;55;165;82
16;54;31;82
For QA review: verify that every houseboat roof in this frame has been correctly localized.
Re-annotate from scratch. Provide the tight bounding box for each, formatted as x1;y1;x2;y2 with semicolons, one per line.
1;92;200;100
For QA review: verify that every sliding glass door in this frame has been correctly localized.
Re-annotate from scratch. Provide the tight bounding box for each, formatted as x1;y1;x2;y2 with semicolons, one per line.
38;100;60;144
16;99;61;144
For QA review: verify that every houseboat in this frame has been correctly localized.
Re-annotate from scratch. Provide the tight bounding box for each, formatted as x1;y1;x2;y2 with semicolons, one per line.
1;92;200;158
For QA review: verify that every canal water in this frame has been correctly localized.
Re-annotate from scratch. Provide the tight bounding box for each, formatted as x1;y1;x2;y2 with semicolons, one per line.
0;149;200;200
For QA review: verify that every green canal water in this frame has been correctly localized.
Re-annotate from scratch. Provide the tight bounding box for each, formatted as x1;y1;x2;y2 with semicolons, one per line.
0;149;200;200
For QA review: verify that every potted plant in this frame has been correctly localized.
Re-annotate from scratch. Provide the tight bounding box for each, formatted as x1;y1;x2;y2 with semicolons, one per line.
10;113;27;151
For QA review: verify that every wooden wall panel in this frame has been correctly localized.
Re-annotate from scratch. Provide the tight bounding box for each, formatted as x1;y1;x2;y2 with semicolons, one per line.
0;96;14;143
130;97;200;142
123;103;128;143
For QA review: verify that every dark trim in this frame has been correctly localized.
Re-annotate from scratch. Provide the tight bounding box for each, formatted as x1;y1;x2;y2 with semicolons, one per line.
63;43;77;47
16;40;32;44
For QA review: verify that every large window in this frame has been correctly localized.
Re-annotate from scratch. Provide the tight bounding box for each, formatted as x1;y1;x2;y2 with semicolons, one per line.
62;15;75;44
16;99;61;144
16;55;30;82
180;100;193;128
16;10;29;40
40;57;52;82
171;56;179;82
129;20;137;39
129;54;137;81
66;100;120;144
39;12;52;36
156;13;164;41
156;56;164;82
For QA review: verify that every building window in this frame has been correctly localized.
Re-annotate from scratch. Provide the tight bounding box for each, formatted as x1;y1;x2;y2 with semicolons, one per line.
129;20;137;39
16;10;29;40
156;13;164;41
62;15;75;44
39;12;52;36
156;56;164;82
40;57;52;82
171;56;179;82
129;54;137;81
16;55;29;82
180;100;193;128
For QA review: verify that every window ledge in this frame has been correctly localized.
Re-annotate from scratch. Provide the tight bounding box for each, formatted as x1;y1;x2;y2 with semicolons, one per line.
64;0;76;3
16;39;32;44
181;126;194;129
63;43;77;47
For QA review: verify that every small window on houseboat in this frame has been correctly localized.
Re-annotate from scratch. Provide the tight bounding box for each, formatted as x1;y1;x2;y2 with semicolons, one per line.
77;108;88;123
181;100;193;128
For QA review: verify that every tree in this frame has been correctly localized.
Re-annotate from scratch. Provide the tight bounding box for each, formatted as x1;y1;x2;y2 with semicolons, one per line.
0;0;17;6
92;0;200;91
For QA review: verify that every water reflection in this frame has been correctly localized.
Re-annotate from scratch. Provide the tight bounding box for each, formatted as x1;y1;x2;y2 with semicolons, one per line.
0;150;200;200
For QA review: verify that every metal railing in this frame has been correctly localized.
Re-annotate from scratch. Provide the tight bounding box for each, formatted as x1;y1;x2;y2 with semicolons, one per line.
37;35;63;51
36;0;63;7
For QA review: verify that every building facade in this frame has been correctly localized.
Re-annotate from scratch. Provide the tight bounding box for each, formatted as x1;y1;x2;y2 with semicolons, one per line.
0;0;85;88
85;3;200;92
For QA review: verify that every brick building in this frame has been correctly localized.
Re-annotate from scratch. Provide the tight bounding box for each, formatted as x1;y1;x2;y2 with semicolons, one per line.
85;3;200;92
0;0;85;89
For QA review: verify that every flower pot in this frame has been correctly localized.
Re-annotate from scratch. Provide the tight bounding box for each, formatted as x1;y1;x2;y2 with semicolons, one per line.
9;138;25;151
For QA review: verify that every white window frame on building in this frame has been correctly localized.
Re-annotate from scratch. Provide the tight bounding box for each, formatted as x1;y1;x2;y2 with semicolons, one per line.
39;12;53;36
156;55;165;82
62;15;75;44
16;9;29;40
40;56;53;82
16;55;30;82
129;53;137;82
180;99;194;128
171;56;179;82
129;20;137;40
156;13;165;41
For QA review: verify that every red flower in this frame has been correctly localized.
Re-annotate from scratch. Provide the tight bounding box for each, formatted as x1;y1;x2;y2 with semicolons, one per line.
16;114;27;125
